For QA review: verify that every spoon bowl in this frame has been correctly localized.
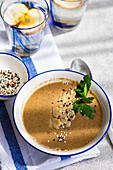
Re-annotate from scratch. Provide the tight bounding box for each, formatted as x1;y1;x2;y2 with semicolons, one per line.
71;59;92;79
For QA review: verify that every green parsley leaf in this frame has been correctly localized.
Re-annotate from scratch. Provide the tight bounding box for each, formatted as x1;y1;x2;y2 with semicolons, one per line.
73;74;95;119
81;97;94;103
84;74;91;91
72;103;79;114
74;74;91;97
79;103;95;119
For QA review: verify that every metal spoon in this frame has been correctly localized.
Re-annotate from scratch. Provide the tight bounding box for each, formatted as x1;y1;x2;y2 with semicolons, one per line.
70;59;113;145
71;59;92;79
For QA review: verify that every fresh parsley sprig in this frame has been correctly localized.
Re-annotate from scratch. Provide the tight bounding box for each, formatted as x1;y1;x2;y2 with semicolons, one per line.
72;75;95;119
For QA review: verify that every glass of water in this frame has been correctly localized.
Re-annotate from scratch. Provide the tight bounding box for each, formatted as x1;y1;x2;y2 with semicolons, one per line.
0;0;49;57
50;0;88;30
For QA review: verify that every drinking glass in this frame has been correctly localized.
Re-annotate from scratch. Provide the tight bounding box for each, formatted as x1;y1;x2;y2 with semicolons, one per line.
50;0;88;30
0;0;49;57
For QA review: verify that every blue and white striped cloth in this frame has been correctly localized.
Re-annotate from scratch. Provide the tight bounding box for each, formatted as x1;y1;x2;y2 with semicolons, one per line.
0;24;100;170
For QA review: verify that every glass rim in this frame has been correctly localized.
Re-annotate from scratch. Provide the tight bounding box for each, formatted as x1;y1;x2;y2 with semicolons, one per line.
52;0;88;3
0;0;49;30
61;0;82;1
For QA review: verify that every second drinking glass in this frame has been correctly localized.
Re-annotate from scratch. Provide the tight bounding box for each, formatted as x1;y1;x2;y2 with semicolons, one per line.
50;0;88;30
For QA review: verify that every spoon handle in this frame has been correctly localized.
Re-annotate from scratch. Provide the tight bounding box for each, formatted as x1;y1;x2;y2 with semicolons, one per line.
108;126;113;145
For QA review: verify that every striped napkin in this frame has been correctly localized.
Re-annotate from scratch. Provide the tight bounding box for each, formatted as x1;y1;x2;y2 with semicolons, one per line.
0;23;100;170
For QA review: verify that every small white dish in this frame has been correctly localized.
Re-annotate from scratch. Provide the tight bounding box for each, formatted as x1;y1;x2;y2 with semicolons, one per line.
13;70;112;156
0;52;29;100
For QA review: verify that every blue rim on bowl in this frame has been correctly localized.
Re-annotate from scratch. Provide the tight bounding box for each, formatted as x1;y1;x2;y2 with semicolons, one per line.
0;52;30;98
13;69;112;156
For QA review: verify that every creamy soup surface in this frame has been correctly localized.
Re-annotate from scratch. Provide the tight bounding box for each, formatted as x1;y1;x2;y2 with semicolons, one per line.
22;78;103;151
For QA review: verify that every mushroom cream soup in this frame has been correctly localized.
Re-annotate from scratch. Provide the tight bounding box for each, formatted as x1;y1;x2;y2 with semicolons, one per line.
22;78;103;151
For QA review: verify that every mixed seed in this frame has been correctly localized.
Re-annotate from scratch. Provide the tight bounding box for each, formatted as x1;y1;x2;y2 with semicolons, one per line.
0;70;20;95
52;85;76;130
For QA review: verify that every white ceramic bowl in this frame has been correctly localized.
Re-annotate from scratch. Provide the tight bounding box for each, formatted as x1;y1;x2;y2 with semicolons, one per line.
0;52;29;100
13;70;112;156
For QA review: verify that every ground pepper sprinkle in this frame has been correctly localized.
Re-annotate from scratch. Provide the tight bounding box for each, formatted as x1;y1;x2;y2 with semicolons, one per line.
0;70;20;95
